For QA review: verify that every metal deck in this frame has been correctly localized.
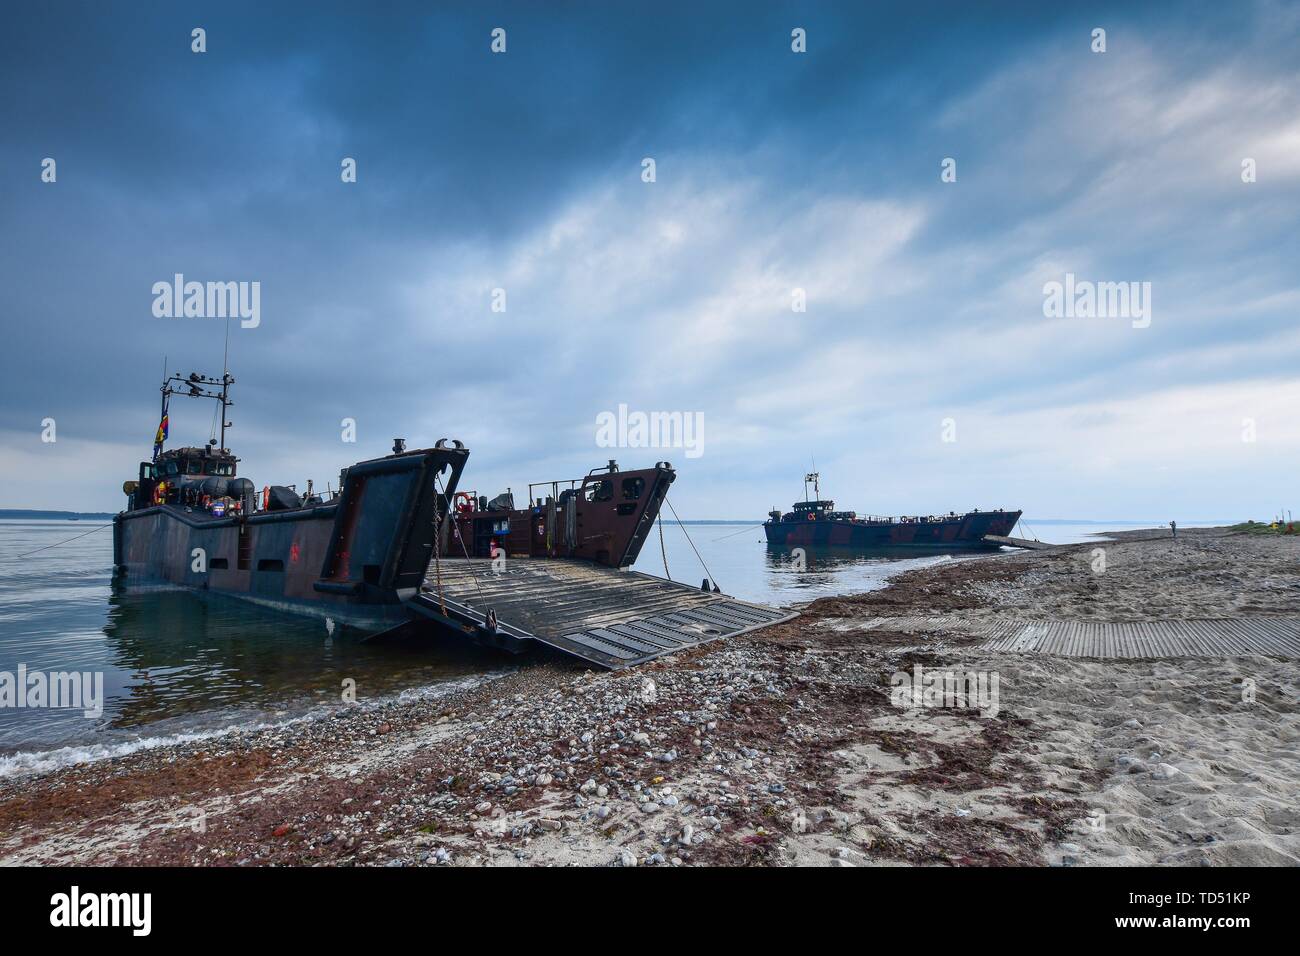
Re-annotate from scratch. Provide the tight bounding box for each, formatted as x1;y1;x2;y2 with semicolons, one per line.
408;558;797;669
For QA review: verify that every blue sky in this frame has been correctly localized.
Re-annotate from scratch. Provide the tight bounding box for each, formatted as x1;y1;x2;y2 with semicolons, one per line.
1;1;1298;519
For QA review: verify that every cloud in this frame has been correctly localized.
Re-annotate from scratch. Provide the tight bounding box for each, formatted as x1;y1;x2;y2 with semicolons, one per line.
1;3;1297;521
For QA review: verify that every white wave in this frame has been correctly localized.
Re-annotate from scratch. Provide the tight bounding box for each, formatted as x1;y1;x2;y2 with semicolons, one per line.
0;670;508;781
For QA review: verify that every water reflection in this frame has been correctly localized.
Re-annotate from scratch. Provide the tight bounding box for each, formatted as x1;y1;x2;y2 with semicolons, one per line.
758;542;959;603
99;585;502;730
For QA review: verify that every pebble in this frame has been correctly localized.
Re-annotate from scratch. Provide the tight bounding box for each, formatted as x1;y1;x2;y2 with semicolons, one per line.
641;802;661;814
619;850;637;867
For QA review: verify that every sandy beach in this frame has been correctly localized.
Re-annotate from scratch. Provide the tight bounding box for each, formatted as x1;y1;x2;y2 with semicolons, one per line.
2;526;1297;867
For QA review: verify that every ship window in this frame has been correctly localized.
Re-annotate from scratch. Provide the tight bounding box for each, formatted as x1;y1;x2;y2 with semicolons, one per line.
164;461;179;476
621;477;645;500
187;460;202;474
584;479;613;503
616;502;636;516
210;558;228;569
257;559;284;572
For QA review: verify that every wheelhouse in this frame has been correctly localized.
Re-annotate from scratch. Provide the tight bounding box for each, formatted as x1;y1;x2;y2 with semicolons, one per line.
149;445;239;480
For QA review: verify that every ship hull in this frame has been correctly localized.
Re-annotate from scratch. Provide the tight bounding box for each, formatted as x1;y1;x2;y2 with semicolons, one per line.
113;446;468;627
763;510;1020;550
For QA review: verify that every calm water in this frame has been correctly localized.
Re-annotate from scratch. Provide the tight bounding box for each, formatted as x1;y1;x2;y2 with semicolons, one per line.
0;516;1212;772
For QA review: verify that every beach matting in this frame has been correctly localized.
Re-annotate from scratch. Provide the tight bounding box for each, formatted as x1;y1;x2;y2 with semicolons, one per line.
853;615;1300;659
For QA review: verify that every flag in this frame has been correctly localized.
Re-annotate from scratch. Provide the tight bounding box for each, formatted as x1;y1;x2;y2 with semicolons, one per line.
153;396;169;459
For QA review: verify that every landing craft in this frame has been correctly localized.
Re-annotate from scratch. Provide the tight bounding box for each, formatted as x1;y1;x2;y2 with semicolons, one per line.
114;367;469;627
764;472;1021;550
114;367;794;667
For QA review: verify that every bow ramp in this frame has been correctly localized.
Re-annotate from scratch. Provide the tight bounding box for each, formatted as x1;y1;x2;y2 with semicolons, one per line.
406;558;796;669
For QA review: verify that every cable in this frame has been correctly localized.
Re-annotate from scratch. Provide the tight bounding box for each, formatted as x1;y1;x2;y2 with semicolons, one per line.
657;510;671;581
10;523;113;559
710;522;764;542
434;472;485;607
663;496;719;591
429;487;447;615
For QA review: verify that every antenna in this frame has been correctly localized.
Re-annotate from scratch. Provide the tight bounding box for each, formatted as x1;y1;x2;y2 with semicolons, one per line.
159;370;235;452
219;317;233;450
803;470;820;502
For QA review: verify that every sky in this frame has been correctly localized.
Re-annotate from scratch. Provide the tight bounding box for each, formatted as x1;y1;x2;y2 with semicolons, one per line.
1;1;1298;520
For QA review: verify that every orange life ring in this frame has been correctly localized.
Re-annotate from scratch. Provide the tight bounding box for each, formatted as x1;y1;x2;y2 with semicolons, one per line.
153;481;166;506
262;485;270;511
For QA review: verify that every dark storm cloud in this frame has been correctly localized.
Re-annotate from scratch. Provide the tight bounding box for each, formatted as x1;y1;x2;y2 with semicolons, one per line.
1;1;1298;517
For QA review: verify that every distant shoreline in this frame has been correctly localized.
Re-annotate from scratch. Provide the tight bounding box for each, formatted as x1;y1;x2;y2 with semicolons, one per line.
0;511;1242;525
0;510;116;521
664;518;1243;526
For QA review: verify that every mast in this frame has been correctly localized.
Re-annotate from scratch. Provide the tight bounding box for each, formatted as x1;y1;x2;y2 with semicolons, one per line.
804;471;820;503
219;371;233;450
155;378;170;462
159;369;235;451
220;317;232;450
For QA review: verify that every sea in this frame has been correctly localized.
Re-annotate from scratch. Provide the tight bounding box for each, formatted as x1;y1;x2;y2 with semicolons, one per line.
0;517;1222;775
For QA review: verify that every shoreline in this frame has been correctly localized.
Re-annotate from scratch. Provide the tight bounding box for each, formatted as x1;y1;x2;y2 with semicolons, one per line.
2;526;1297;867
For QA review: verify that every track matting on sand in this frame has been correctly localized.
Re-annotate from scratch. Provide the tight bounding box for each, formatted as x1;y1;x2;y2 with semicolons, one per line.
852;615;1300;659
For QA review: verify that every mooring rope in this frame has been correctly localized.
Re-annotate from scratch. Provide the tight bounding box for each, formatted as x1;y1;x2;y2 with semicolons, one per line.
657;510;671;581
9;522;114;560
434;472;485;608
429;486;448;615
1016;518;1041;542
663;496;719;591
710;522;765;542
